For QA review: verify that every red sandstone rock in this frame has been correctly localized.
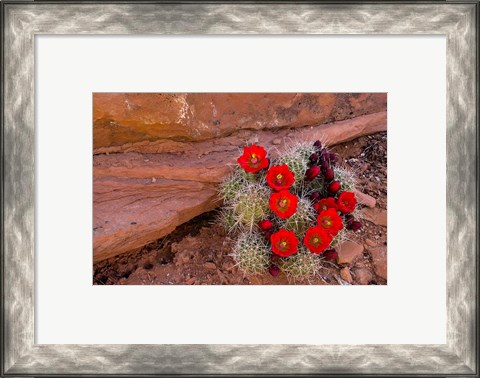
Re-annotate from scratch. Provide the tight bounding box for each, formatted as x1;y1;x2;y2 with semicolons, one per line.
93;93;386;152
362;207;387;227
369;246;387;280
353;189;376;208
93;178;219;262
340;267;353;284
93;111;387;185
353;268;374;285
336;241;364;265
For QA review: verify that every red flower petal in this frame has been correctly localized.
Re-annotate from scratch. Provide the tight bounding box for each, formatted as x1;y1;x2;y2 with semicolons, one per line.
304;226;333;254
237;144;269;173
250;144;267;160
269;190;298;219
317;208;344;236
266;164;295;191
314;197;337;213
337;191;357;214
271;229;299;257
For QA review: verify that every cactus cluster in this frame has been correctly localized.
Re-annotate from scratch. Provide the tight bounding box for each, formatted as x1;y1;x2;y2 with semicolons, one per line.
219;139;363;279
232;232;271;274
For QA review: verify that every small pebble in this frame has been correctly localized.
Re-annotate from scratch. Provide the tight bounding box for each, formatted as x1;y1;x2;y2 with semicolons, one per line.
340;267;353;284
152;177;156;183
272;138;282;145
203;262;217;270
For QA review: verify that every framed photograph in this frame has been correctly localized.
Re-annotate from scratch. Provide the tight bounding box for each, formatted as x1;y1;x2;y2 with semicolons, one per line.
2;1;478;376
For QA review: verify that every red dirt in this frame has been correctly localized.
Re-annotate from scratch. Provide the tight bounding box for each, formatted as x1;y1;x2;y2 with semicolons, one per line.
93;131;387;285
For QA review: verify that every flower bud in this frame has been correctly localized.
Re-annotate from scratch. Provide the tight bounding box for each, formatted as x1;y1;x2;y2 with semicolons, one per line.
309;152;319;163
264;229;274;241
269;264;280;276
310;191;321;202
313;140;322;149
344;214;354;226
323;249;338;262
258;219;273;231
305;166;321;181
323;168;334;181
350;221;362;231
321;161;330;171
329;153;338;164
328;180;341;194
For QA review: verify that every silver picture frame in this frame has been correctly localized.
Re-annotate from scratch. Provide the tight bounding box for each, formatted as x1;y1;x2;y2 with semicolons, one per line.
2;1;478;375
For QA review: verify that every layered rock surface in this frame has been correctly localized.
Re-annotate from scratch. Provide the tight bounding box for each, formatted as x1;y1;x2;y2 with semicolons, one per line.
93;93;386;153
93;93;387;262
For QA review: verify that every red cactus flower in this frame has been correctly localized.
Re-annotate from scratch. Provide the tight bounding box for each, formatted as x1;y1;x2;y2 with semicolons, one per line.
269;190;298;219
305;166;321;181
258;219;273;231
317;208;344;236
237;144;269;173
314;197;338;213
323;249;338;262
337;191;357;214
271;229;299;257
328;180;341;194
266;164;295;191
303;225;333;254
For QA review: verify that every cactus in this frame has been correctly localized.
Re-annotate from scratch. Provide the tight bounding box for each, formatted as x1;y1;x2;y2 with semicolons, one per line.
333;166;357;192
219;138;362;279
219;166;250;205
279;197;316;238
232;183;270;230
330;228;346;248
276;141;316;191
217;207;242;234
232;231;271;274
280;246;319;278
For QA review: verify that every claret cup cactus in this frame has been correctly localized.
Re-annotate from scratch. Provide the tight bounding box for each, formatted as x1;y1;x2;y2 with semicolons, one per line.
219;139;363;279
